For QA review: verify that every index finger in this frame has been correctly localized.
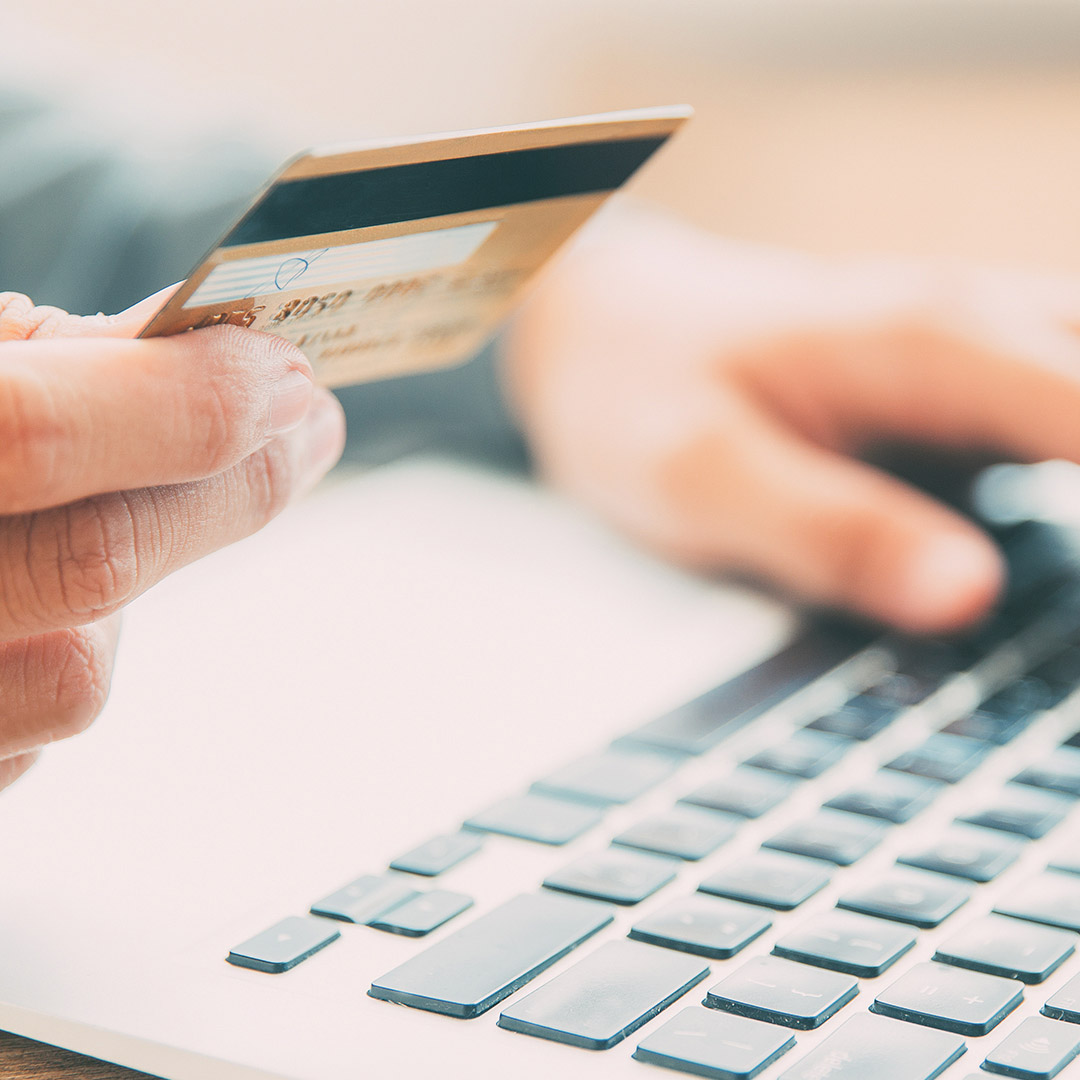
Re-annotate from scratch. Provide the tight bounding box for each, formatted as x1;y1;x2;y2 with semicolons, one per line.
0;320;316;514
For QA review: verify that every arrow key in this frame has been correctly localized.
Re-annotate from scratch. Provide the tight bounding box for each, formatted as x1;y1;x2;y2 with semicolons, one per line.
227;915;340;974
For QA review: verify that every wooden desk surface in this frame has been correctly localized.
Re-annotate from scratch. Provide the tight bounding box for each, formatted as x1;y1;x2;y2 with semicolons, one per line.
0;1032;153;1080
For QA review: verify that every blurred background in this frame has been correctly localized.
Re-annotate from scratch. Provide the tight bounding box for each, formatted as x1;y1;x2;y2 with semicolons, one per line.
12;0;1080;271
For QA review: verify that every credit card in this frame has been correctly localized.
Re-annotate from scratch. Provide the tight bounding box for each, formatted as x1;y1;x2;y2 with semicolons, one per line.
139;107;690;388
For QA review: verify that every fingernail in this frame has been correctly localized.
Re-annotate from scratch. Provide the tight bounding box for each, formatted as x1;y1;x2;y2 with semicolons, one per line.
267;369;314;436
300;396;346;489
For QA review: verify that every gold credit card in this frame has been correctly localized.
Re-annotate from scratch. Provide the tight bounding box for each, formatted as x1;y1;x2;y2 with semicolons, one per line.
139;107;690;388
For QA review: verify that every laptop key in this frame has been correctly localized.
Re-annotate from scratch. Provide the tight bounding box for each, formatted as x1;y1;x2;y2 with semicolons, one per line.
532;747;679;806
1013;746;1080;796
613;806;740;861
982;1016;1080;1079
941;678;1050;745
389;832;483;876
544;847;679;905
897;824;1025;882
837;866;972;928
629;894;772;960
622;627;863;755
368;890;473;937
633;1005;796;1080
885;733;992;784
1042;972;1080;1024
679;767;797;819
309;874;417;924
1027;648;1080;708
872;961;1023;1036
368;891;613;1017
744;730;850;779
772;909;916;977
993;871;1080;932
497;939;710;1050
1050;851;1080;875
776;1013;966;1080
699;850;832;910
824;770;942;823
763;808;888;866
933;914;1074;984
463;792;603;845
226;915;340;974
957;784;1073;839
805;694;899;741
704;954;858;1030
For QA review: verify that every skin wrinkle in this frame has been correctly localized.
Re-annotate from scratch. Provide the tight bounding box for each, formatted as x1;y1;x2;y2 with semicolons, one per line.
49;625;109;743
55;495;137;621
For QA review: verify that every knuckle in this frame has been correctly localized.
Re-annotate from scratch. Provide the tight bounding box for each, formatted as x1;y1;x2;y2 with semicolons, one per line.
189;372;239;477
828;507;895;606
47;627;112;741
0;293;70;341
26;494;140;624
0;374;66;512
242;439;297;526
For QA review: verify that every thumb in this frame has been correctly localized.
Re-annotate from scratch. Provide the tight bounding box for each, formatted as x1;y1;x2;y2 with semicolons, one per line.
659;411;1005;634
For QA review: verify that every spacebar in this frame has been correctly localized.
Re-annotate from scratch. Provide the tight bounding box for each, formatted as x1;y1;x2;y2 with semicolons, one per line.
368;891;614;1018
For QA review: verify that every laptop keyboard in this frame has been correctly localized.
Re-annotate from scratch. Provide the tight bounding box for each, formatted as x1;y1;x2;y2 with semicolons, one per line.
226;525;1080;1080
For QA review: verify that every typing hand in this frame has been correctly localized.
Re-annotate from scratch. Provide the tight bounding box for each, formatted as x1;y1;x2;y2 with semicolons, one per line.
506;205;1080;634
0;289;345;789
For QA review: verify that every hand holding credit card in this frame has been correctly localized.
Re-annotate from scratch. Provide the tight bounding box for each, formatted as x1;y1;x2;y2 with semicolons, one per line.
139;107;690;388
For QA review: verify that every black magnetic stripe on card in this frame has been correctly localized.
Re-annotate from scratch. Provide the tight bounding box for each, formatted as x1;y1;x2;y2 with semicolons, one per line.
223;136;667;247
